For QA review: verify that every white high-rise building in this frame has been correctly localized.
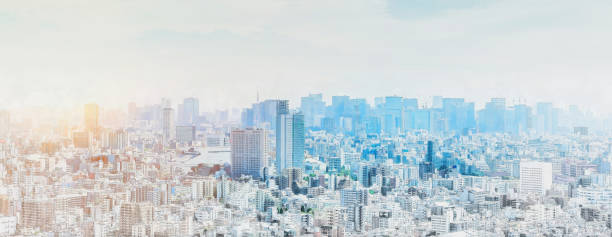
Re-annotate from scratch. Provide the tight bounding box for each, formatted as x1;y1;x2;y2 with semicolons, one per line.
275;100;305;174
520;161;552;196
231;128;268;179
162;107;175;143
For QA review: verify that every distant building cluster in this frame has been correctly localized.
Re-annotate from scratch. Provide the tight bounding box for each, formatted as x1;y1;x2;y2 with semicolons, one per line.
1;94;612;236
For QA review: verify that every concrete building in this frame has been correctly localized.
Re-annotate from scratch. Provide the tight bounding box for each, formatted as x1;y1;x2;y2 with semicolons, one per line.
162;107;175;143
231;128;268;179
520;161;552;196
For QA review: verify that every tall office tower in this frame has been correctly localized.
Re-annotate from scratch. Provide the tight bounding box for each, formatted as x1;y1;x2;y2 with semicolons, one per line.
568;104;585;127
331;95;350;118
300;93;326;128
401;98;418;131
291;113;305;169
536;102;554;134
413;109;431;130
22;198;55;232
479;98;507;133
178;97;199;125
0;110;9;138
276;100;305;173
349;98;369;134
259;99;282;130
520;161;552;196
331;96;353;133
177;103;185;124
84;103;99;133
365;116;381;135
277;99;289;115
243;99;284;130
426;140;436;163
419;141;435;180
383;96;403;136
241;108;255;128
442;98;476;134
162;107;175;143
231;128;268;179
507;104;532;135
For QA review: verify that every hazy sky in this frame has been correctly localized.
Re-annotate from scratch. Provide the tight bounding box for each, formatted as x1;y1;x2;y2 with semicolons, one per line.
2;0;612;113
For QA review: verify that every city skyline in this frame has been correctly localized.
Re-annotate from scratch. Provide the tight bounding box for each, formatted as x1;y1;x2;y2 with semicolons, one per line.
3;1;612;236
2;93;610;118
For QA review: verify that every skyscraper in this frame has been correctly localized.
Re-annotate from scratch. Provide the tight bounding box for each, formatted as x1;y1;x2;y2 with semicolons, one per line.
84;103;99;134
242;99;284;130
276;100;305;174
300;93;326;128
276;100;291;173
349;98;369;135
507;104;532;135
231;128;268;179
383;96;403;135
241;108;255;128
536;102;554;134
426;140;436;163
478;98;507;133
162;107;175;143
419;141;435;180
178;97;199;125
442;98;476;134
291;112;305;169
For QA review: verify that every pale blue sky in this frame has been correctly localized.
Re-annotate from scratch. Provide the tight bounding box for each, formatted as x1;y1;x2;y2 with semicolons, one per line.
1;0;612;113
